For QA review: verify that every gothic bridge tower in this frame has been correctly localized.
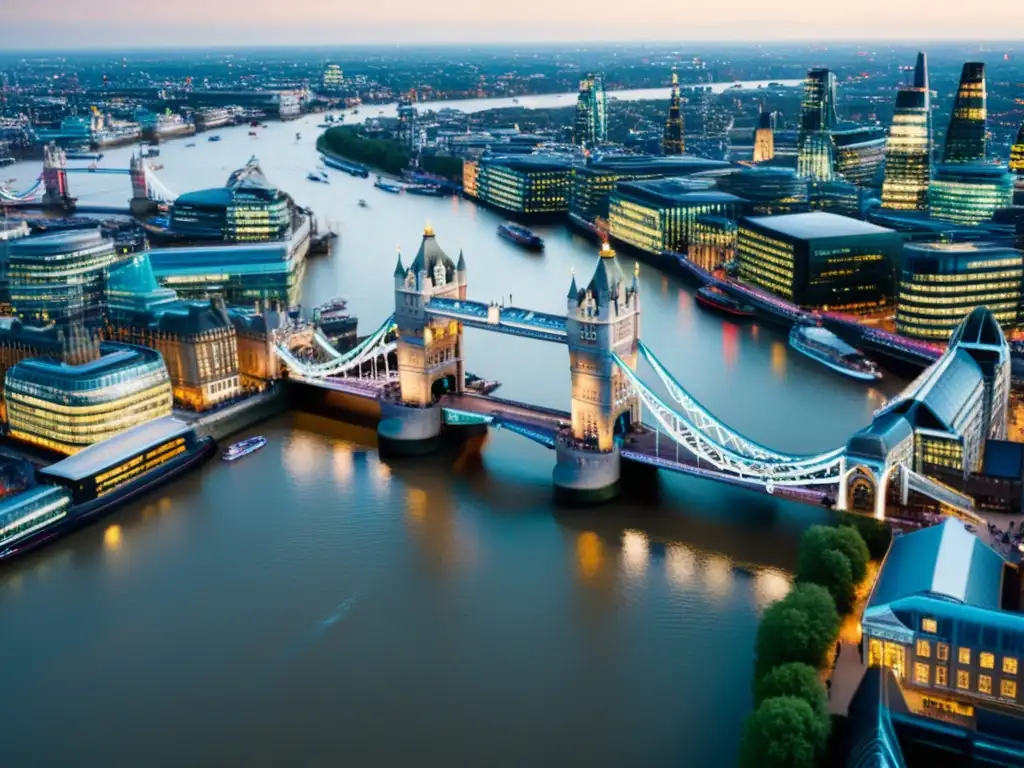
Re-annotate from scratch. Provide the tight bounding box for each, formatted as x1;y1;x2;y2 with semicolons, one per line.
554;241;641;502
41;143;71;209
377;224;467;456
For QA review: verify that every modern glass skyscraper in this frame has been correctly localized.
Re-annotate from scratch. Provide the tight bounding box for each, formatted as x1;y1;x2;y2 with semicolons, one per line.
662;72;684;156
753;110;775;163
797;68;839;181
572;74;607;148
881;52;932;211
1011;122;1024;205
942;63;987;165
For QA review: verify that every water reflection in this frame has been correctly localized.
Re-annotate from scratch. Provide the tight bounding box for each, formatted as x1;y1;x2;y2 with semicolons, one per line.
621;529;650;578
771;341;787;381
754;567;793;609
282;432;320;479
331;443;354;483
576;531;604;580
722;323;739;368
666;543;698;588
103;525;123;551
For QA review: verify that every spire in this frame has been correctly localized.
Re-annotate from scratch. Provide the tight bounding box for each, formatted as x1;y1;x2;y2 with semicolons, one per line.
567;268;578;299
393;249;405;277
424;220;434;237
456;249;466;272
913;51;928;91
600;241;616;259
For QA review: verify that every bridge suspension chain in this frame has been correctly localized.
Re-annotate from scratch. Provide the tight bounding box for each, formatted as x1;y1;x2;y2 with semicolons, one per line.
144;167;178;202
0;177;43;202
613;355;843;487
273;314;396;379
637;341;844;464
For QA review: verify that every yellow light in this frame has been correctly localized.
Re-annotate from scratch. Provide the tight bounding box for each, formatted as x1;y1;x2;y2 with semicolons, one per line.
576;531;603;579
103;524;122;551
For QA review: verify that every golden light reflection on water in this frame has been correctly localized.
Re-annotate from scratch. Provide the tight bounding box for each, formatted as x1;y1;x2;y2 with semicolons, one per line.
576;531;603;580
660;275;669;296
704;555;732;598
622;529;649;577
372;458;392;492
282;433;319;479
666;543;698;587
406;487;427;523
754;567;793;609
331;443;354;483
103;525;122;551
771;341;787;380
722;323;738;368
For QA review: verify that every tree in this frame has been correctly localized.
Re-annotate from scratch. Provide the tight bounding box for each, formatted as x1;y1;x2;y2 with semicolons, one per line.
739;697;824;768
755;663;830;740
829;526;870;584
837;512;893;560
798;543;855;613
782;583;841;657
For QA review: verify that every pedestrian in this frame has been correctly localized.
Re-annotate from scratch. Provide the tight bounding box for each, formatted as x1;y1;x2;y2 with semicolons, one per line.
826;679;832;699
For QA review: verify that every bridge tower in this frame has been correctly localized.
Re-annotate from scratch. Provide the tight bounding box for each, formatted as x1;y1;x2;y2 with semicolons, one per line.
554;241;641;502
377;224;467;456
129;152;158;218
41;143;71;209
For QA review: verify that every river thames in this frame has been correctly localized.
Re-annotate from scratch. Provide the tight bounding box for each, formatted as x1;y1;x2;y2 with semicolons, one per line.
0;115;902;767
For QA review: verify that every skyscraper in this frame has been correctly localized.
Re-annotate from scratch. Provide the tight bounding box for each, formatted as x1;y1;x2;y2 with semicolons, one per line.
1011;122;1024;205
662;72;684;156
572;74;607;148
752;110;775;163
797;68;839;181
881;52;932;211
942;63;987;164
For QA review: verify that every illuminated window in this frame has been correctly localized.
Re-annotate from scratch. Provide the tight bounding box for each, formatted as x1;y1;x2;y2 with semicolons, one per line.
1004;657;1018;675
936;666;948;687
1002;680;1017;699
921;618;938;633
916;639;931;658
980;652;995;669
959;648;971;666
957;670;970;690
914;663;930;685
938;643;950;662
979;675;992;694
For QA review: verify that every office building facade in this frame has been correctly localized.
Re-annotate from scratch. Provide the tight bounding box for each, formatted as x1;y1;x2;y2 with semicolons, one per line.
797;68;839;181
662;73;684;156
882;53;932;212
896;243;1024;341
930;163;1015;226
468;154;574;217
689;217;737;271
752;110;775;163
943;63;988;165
572;74;607;148
1011;123;1024;205
736;212;902;311
717;167;809;215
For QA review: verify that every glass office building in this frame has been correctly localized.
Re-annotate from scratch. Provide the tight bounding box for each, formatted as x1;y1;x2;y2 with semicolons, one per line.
717;167;809;215
882;54;932;212
737;212;902;310
7;229;124;324
607;179;743;255
4;342;173;455
896;243;1024;341
169;156;291;243
1011;123;1024;205
943;63;987;165
662;73;684;155
572;74;607;147
930;163;1015;226
833;124;886;187
469;154;575;217
797;68;838;182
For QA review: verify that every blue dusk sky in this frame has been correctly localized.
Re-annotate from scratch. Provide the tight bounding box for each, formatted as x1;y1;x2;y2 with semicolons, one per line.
2;0;1023;49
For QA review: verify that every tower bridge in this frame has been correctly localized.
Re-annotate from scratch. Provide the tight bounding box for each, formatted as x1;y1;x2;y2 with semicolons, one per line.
274;225;1010;522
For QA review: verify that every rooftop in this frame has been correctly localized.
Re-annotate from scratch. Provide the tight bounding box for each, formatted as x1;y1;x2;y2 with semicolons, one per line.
9;228;110;256
617;178;743;206
12;342;164;383
147;241;295;276
881;348;984;433
867;518;1005;611
40;417;193;482
846;412;914;462
743;211;896;241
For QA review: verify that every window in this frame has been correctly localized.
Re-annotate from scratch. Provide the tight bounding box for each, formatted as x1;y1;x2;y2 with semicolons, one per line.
980;652;995;670
914;663;930;685
959;648;971;666
1005;657;1018;675
957;670;970;690
916;639;931;658
936;666;948;687
1002;680;1017;699
979;675;992;695
938;643;950;662
922;618;938;633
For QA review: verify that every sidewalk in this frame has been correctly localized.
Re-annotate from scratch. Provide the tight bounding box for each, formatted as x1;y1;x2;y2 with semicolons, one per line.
825;560;880;715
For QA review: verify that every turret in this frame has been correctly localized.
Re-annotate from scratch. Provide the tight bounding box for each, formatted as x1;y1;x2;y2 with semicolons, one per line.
567;269;579;312
393;249;405;288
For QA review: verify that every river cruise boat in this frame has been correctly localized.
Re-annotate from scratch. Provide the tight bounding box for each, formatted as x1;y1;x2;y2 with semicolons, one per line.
65;150;104;161
358;199;368;207
321;154;370;178
208;135;221;142
306;172;328;183
222;436;267;462
0;418;215;564
497;222;544;251
374;176;404;194
405;185;447;197
789;324;881;381
694;285;755;318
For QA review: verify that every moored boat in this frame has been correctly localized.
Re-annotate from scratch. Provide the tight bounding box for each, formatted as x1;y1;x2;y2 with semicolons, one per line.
789;324;881;381
358;199;368;208
694;285;755;318
321;154;370;178
307;172;328;183
208;135;221;142
222;436;267;462
405;185;447;197
497;222;544;251
374;176;404;194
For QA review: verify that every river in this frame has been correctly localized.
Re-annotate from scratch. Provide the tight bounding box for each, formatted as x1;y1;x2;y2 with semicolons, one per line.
0;114;899;768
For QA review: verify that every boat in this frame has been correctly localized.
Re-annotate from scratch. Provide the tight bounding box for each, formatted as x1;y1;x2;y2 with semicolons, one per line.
374;176;404;194
405;184;447;197
248;131;258;136
789;324;881;381
320;154;370;178
315;298;359;348
185;142;196;148
208;135;221;142
295;132;302;141
358;199;368;208
497;222;544;251
65;151;103;161
466;372;501;395
694;285;756;318
222;436;267;462
307;172;328;183
319;171;328;179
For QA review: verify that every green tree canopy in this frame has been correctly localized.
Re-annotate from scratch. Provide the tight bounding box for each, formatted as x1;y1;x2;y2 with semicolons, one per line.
799;544;855;613
799;525;869;584
755;584;839;679
755;662;830;734
739;696;825;768
837;512;893;560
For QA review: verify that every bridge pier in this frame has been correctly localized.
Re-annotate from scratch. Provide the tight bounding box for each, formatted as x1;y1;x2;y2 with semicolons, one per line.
377;402;444;457
552;436;622;504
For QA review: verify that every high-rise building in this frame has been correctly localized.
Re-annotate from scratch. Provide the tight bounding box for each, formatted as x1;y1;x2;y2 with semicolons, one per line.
943;63;987;165
662;73;684;156
929;163;1014;226
397;100;418;151
572;74;607;148
752;110;775;163
322;64;344;92
881;52;932;211
797;69;839;181
832;125;887;186
1010;122;1024;205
